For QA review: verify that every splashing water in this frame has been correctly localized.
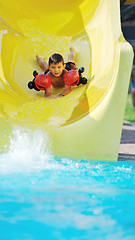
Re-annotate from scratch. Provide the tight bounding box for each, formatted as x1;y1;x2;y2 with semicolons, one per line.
0;126;55;174
0;127;135;240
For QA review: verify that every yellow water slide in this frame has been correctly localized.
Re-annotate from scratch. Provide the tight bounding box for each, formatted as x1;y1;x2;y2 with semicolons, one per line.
0;0;133;161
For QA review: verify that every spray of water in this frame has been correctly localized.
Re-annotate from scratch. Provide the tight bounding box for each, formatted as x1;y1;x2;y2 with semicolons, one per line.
0;125;134;176
0;126;56;174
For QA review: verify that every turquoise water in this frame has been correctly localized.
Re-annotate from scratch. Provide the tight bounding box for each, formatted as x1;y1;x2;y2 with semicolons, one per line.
0;128;135;240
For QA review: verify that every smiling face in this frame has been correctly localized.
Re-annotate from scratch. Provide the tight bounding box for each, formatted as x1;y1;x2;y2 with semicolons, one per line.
48;62;65;77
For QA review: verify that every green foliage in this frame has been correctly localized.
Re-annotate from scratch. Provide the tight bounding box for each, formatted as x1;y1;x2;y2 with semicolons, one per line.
124;94;135;122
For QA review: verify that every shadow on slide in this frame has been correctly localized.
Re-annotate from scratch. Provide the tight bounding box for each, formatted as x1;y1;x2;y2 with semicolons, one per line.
0;0;133;161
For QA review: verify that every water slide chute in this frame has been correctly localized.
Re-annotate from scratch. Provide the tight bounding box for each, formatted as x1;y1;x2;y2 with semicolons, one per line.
0;0;133;161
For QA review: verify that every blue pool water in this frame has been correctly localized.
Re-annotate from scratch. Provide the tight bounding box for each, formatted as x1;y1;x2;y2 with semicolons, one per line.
0;127;135;240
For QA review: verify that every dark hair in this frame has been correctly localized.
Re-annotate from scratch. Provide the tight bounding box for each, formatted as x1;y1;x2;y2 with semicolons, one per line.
48;53;64;66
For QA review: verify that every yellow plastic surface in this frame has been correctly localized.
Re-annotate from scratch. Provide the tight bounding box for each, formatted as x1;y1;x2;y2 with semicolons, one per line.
0;0;133;161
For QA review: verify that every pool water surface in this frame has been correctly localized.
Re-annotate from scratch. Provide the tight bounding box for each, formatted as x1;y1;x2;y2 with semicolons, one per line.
0;128;135;240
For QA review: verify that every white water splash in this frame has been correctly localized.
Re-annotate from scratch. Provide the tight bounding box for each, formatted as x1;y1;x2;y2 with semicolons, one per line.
0;126;57;174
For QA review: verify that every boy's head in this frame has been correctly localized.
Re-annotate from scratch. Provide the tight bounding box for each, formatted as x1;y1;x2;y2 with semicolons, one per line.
49;53;64;65
48;53;65;77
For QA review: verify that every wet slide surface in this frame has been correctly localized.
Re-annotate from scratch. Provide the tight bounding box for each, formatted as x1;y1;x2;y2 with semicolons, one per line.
0;0;95;126
0;0;133;160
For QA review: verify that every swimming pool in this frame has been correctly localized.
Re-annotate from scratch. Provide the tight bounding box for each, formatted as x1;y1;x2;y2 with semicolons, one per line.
0;128;135;240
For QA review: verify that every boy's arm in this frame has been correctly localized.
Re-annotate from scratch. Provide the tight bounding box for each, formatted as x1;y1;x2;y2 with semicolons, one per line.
59;85;71;97
45;87;51;97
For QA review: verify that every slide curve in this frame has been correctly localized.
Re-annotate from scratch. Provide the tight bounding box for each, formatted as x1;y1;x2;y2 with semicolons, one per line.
0;0;133;161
